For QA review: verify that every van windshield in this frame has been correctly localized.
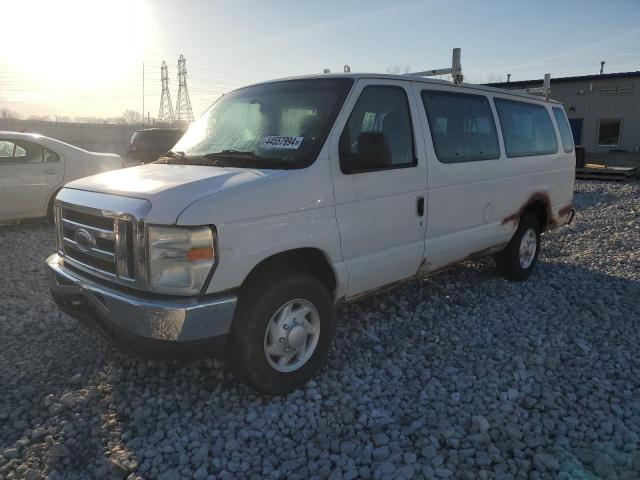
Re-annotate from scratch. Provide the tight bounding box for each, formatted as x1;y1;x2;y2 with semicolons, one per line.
164;78;354;169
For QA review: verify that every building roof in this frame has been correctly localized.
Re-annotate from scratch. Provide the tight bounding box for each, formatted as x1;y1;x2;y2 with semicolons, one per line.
486;71;640;88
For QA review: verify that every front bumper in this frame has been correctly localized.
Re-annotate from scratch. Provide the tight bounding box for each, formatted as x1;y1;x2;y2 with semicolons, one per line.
45;254;237;359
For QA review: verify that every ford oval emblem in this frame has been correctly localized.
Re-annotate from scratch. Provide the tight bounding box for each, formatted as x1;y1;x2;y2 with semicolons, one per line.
74;229;96;252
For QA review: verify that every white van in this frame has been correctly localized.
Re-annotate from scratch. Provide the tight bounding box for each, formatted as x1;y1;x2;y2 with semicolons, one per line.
46;74;575;394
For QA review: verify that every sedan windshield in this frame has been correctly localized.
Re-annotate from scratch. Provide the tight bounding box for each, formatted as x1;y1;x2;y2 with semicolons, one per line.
165;78;354;169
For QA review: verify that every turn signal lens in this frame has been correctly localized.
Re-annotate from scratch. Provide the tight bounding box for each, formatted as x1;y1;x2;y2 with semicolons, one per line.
186;247;214;262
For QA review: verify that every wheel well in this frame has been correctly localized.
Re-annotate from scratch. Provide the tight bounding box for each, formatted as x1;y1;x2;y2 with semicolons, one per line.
47;187;63;218
523;200;548;231
242;248;337;295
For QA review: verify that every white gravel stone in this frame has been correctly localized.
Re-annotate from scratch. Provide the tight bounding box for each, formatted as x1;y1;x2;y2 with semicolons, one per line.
1;181;639;479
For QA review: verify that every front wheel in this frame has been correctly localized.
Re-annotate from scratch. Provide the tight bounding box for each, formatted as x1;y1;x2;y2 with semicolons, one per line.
229;272;335;395
494;214;541;281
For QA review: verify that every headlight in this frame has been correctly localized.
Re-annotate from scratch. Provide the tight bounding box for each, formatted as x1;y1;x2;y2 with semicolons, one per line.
147;225;216;295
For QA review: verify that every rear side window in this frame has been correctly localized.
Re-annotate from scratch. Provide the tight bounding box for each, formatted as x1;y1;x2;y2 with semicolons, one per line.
0;139;43;163
552;107;574;153
421;90;500;163
494;99;558;157
0;140;16;158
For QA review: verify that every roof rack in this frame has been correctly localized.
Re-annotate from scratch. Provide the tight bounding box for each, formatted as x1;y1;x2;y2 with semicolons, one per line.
407;48;463;84
405;49;552;100
510;73;552;100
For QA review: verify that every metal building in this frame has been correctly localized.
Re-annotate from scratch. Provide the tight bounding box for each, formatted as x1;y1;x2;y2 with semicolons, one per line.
487;72;640;167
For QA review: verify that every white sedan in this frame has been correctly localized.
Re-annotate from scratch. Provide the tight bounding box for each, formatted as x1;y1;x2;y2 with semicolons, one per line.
0;132;125;221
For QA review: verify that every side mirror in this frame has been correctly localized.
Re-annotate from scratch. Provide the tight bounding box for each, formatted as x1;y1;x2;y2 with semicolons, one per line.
354;131;392;171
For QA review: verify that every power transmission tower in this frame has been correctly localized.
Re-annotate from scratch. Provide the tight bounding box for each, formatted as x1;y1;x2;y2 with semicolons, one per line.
158;61;175;124
175;55;194;123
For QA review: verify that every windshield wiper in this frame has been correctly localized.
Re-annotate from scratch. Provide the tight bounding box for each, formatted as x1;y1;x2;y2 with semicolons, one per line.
216;149;255;155
155;150;291;169
164;150;185;158
201;151;291;169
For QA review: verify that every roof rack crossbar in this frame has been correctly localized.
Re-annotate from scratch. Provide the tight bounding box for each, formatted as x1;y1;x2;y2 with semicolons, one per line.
407;48;463;84
511;73;551;100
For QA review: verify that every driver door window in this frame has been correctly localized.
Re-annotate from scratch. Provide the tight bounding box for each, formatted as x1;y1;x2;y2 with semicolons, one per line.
339;86;415;173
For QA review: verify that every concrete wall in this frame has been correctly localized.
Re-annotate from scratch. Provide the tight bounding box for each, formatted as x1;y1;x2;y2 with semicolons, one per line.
0;119;139;156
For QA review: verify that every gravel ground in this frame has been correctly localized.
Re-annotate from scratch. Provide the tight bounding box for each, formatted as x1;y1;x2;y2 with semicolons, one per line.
1;180;639;480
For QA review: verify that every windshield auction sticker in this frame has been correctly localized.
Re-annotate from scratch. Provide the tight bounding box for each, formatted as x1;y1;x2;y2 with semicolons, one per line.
261;136;304;149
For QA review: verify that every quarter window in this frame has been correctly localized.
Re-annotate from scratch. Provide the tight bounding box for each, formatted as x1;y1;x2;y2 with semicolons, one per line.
552;107;574;153
421;90;500;163
596;119;621;147
44;147;60;163
339;86;415;173
494;99;558;157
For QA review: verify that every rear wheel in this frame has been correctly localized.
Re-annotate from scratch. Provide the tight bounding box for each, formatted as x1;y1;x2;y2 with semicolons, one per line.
229;271;335;395
494;214;541;281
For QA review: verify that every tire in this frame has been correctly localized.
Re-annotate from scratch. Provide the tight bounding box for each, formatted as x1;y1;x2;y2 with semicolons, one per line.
494;213;541;281
229;271;335;395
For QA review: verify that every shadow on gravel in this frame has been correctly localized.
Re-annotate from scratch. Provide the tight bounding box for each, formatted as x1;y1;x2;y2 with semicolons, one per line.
2;254;639;478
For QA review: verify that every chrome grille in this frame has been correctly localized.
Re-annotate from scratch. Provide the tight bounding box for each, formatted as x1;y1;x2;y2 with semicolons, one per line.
56;202;147;290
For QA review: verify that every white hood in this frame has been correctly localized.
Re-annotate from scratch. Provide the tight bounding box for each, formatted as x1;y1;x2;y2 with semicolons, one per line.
64;163;282;223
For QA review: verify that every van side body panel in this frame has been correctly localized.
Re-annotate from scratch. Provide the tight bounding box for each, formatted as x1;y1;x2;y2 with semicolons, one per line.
177;79;575;302
413;83;575;272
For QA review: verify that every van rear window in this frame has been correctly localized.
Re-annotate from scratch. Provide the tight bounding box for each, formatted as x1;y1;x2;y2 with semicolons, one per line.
494;99;558;157
552;107;574;153
421;90;500;163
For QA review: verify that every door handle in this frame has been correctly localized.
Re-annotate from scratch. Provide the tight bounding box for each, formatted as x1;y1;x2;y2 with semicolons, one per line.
417;196;425;217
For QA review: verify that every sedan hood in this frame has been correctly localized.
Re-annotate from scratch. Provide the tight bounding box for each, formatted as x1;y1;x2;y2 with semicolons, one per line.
64;163;281;223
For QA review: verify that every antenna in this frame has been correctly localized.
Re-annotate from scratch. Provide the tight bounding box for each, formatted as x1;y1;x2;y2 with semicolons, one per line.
408;48;463;84
175;55;194;123
600;61;605;75
158;61;175;124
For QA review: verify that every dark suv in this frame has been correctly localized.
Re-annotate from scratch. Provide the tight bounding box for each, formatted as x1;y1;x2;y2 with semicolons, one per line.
126;128;184;164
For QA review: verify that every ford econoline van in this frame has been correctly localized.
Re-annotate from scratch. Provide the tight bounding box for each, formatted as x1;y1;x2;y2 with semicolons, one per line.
46;73;575;394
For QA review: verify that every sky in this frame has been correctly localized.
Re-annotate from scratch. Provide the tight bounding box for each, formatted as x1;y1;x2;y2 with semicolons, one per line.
1;0;639;120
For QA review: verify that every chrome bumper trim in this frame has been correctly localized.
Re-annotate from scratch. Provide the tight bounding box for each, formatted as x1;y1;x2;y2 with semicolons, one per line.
45;253;237;343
